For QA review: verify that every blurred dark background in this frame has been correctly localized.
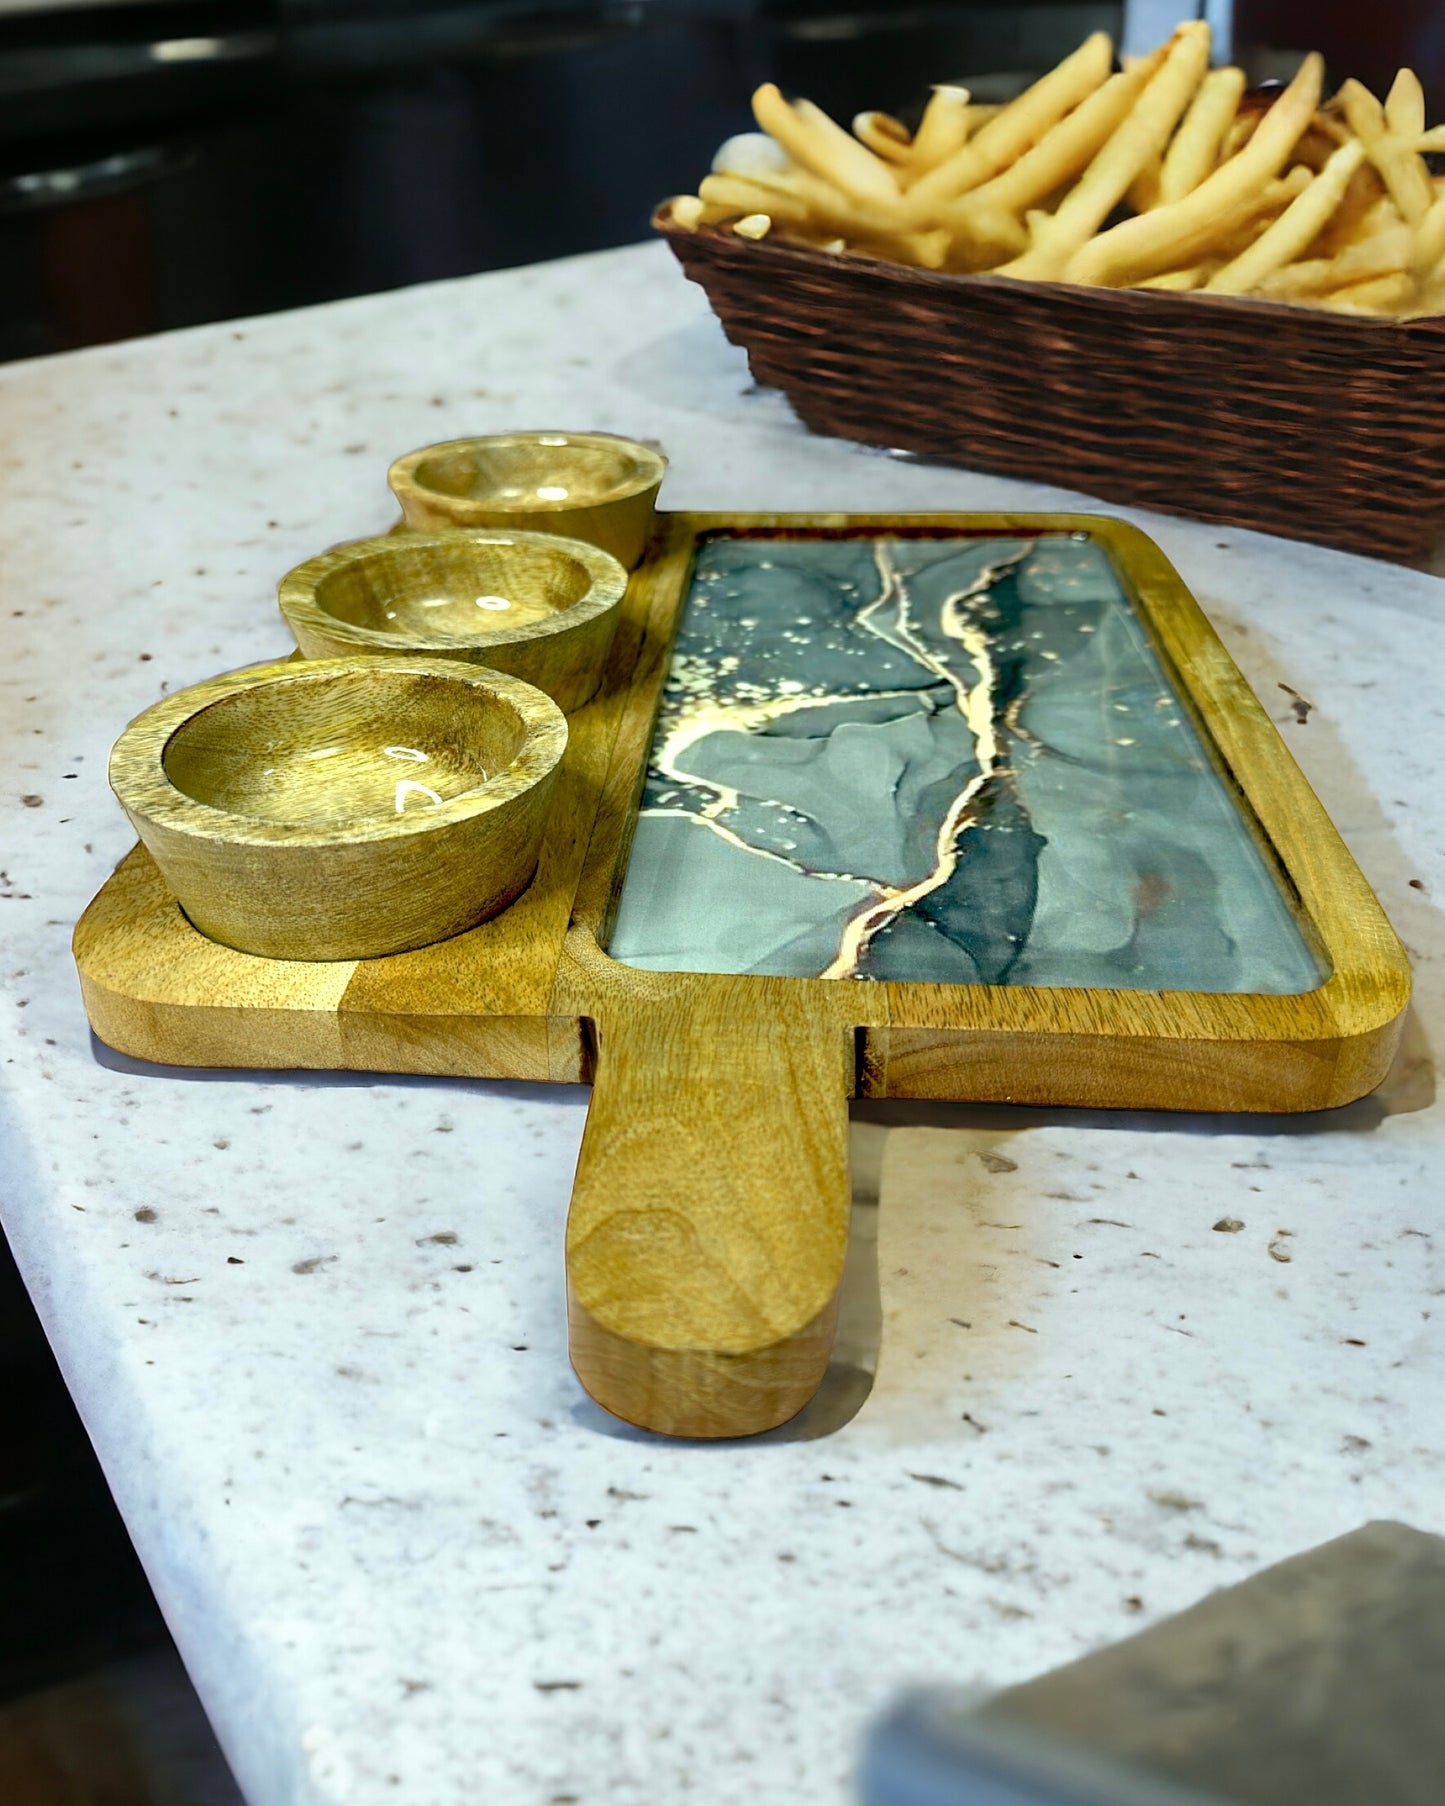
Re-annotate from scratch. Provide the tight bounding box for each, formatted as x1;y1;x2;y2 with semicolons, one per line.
3;0;1440;364
1235;1;1445;101
0;0;1133;361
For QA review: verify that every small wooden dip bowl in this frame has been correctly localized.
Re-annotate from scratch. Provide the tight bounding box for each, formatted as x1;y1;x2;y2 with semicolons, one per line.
109;656;567;961
387;431;666;569
279;529;627;714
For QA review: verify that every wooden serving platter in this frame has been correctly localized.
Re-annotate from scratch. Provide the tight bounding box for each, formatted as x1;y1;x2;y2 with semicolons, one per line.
74;513;1410;1438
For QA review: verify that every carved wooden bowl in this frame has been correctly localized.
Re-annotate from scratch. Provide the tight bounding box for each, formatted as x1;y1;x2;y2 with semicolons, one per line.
109;655;567;961
278;529;627;714
387;431;666;568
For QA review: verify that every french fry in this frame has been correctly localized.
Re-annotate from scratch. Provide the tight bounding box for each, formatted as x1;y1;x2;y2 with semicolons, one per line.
1221;110;1258;162
1068;52;1324;287
861;229;953;269
690;32;1445;320
1312;109;1353;148
1318;271;1417;313
1412;271;1445;317
1206;137;1366;294
752;83;901;205
899;30;1115;218
1412;192;1445;273
1289;117;1353;171
1338;77;1433;222
1352;192;1404;241
699;173;814;227
1002;23;1212;279
703;166;950;266
962;103;1003;135
1191;166;1313;262
698;185;946;266
907;86;973;173
1132;265;1212;290
943;210;1029;266
943;57;1163;239
1158;66;1246;203
668;195;705;229
1254;258;1336;299
1256;221;1411;297
853;112;914;164
1127;156;1163;213
697;171;908;252
1076;166;1309;287
1385;67;1427;141
1306;160;1387;259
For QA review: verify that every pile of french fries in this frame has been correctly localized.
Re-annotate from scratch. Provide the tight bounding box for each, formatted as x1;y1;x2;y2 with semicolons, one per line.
665;22;1445;317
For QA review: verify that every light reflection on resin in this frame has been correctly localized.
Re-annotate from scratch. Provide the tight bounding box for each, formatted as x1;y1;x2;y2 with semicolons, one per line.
607;534;1323;992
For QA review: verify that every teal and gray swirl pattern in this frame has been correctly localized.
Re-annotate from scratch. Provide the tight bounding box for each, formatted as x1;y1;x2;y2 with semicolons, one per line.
608;534;1321;993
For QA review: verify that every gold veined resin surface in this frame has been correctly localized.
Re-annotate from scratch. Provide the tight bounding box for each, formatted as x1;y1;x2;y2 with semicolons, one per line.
608;532;1324;991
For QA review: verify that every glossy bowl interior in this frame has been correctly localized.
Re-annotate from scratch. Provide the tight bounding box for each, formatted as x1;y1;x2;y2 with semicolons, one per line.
308;534;596;647
161;664;529;826
387;432;666;567
110;656;568;960
409;434;658;511
278;530;629;714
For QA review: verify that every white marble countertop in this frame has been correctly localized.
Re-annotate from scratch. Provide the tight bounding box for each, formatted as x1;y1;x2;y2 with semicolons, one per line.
2;240;1443;1806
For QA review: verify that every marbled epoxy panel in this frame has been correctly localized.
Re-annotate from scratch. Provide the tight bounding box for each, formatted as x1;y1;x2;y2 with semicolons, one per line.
608;535;1322;992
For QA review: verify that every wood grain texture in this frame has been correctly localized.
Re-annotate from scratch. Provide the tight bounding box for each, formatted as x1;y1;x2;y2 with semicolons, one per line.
388;432;666;569
74;844;357;1071
564;966;856;1437
278;529;627;713
108;656;567;962
73;510;1412;1436
76;550;658;1073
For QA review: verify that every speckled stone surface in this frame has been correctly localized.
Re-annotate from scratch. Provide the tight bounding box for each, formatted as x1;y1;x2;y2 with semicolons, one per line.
1;240;1443;1806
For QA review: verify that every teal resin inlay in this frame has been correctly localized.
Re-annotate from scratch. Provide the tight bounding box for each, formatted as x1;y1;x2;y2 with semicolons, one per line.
607;534;1324;992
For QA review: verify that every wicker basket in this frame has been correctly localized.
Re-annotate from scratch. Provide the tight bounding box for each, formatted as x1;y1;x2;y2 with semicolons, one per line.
656;207;1445;563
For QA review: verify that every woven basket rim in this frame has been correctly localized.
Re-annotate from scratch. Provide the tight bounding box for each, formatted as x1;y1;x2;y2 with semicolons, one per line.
652;203;1445;335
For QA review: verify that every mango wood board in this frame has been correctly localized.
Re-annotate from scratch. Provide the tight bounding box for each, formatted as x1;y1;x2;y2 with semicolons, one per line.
74;513;1411;1438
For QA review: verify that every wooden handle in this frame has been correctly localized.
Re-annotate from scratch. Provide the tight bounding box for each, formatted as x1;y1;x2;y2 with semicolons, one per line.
565;983;854;1438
